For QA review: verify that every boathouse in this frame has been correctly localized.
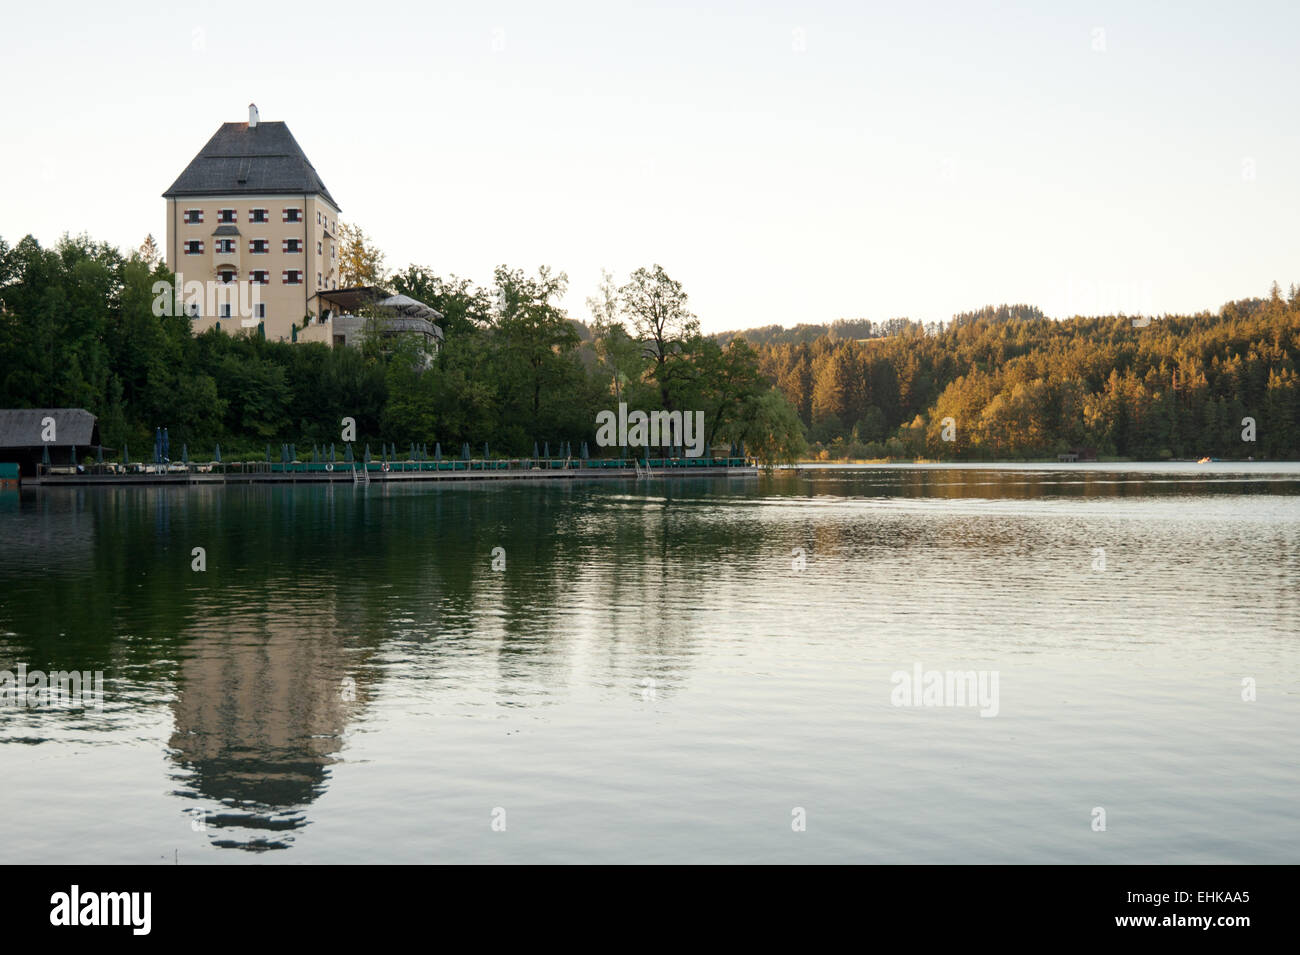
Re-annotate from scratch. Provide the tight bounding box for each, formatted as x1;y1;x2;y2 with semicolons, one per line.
0;409;99;476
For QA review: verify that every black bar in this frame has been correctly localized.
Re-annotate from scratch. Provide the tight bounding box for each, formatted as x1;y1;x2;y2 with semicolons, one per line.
12;865;1288;940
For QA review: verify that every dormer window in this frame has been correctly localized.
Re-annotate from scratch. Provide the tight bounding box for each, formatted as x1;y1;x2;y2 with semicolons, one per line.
184;209;203;224
249;208;268;223
283;207;302;223
218;209;237;223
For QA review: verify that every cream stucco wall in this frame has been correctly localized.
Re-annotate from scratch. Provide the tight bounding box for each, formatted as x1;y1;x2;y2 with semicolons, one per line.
164;193;341;343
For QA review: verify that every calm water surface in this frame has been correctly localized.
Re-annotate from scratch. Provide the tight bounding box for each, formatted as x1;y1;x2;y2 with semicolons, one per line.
1;463;1297;863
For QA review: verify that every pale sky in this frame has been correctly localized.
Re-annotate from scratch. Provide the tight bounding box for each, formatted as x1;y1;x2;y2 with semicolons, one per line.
2;0;1297;332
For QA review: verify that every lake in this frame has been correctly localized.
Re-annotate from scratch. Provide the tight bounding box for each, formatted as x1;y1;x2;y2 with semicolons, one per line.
1;463;1297;863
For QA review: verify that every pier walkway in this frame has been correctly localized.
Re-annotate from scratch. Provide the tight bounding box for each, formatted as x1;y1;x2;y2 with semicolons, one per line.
28;457;757;486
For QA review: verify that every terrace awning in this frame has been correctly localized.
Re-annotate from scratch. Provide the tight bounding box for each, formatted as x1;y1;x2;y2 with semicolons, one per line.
377;294;439;320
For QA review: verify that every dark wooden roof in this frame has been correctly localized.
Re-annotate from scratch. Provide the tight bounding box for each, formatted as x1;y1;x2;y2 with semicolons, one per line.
0;409;97;448
163;121;338;208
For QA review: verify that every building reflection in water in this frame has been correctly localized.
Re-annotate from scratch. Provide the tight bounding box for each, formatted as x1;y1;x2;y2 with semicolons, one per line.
167;588;370;852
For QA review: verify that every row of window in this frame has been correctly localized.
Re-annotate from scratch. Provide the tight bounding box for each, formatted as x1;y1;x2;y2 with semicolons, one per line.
184;208;291;224
204;303;267;319
186;239;335;257
183;208;335;228
213;269;336;288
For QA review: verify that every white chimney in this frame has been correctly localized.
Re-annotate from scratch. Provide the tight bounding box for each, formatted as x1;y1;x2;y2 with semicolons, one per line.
248;103;260;128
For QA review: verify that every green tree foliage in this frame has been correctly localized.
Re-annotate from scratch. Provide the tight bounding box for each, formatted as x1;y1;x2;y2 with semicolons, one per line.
0;233;793;462
391;265;492;339
587;269;647;404
619;264;699;409
492;265;580;431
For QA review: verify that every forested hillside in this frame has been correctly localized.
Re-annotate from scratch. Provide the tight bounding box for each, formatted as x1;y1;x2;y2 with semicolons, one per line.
741;295;1299;459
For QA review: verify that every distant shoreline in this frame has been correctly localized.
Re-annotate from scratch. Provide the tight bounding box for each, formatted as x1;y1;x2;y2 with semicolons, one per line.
785;457;1298;467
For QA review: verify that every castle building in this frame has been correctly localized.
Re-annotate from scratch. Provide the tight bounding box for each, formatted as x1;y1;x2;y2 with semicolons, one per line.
163;104;340;342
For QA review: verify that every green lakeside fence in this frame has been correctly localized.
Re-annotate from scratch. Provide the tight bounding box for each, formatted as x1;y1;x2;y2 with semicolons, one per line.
60;455;752;477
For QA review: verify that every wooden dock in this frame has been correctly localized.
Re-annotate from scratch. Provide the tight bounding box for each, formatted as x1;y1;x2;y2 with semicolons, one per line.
27;459;758;487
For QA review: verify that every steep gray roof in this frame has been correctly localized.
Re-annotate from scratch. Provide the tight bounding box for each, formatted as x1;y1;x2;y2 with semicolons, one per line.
0;409;97;448
163;121;338;208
